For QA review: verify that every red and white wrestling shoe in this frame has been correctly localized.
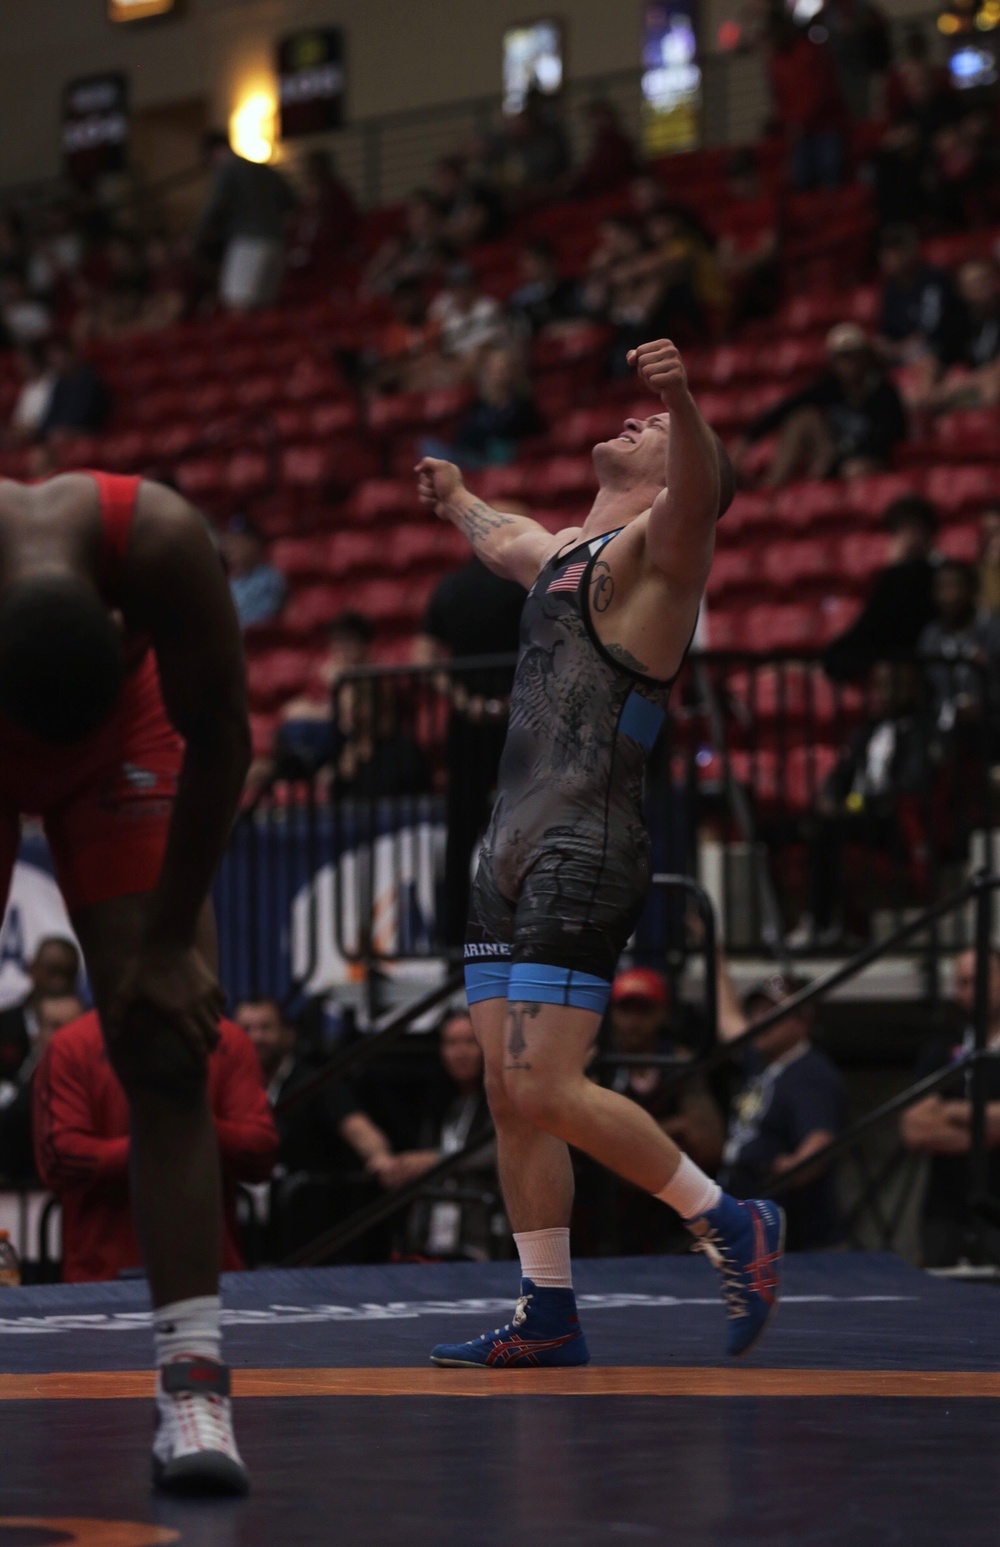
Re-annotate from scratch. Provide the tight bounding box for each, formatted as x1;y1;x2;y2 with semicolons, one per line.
152;1358;250;1496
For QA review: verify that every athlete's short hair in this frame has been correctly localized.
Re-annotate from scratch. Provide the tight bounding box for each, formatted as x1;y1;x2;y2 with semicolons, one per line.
0;577;124;744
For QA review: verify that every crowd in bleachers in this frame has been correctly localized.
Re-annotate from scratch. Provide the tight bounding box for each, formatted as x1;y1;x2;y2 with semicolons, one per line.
0;9;999;1278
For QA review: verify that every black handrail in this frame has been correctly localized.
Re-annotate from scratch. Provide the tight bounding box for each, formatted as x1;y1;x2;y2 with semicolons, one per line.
274;968;465;1118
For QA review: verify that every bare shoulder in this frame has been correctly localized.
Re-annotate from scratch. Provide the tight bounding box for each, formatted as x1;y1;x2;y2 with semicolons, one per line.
503;521;580;589
129;480;218;569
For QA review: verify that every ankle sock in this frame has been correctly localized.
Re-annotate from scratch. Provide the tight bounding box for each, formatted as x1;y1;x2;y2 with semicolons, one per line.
656;1154;722;1221
513;1227;573;1288
153;1295;222;1368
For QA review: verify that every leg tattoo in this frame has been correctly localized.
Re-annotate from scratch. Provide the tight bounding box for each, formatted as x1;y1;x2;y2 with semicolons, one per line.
505;1002;540;1070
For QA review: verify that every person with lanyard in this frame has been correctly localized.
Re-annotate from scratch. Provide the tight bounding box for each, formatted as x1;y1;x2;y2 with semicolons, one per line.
901;948;1000;1267
716;950;848;1250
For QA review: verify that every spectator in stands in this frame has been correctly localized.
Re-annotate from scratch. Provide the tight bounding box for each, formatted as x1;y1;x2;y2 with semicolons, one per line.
382;1007;500;1260
824;494;938;681
135;235;189;333
363;277;443;395
885;27;956;142
34;1009;277;1281
764;12;847;191
0;937;81;1072
5;343;55;445
193;128;297;311
220;515;287;630
75;235;148;342
582;213;709;369
508;239;580;337
819;0;890;120
0;992;85;1185
568;99;638;198
328;677;432;801
413;552;526;945
716;954;848;1249
918;560;1000;747
901;948;1000;1267
362;190;450;298
422;344;542;469
979;505;1000;619
238;997;394;1179
922;259;1000;412
432;156;506;249
40;337;111;441
716;149;781;324
0;273;51;348
574;963;722;1257
492;93;570;199
735;323;906;488
927;109;995;231
876;224;963;368
606;967;723;1173
791;660;940;947
428;263;507;367
287;148;358;275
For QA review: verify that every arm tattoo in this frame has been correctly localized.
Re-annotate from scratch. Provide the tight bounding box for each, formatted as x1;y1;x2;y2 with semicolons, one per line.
459;499;517;548
606;641;650;674
505;1002;541;1070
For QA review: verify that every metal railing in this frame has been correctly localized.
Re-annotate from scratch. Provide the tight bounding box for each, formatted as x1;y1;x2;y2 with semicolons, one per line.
216;649;997;1000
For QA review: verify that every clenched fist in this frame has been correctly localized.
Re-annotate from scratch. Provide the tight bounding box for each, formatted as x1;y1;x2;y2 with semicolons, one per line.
415;456;464;519
627;339;689;409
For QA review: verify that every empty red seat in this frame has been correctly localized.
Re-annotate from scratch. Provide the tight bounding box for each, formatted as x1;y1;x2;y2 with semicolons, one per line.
836;531;887;586
348;479;414;524
532;323;611;371
175;455;227;502
763;538;834;590
368;392;428;436
707;548;759;598
937;523;979;562
234;375;285;411
309;399;362;438
533;455;596;504
924;463;999;516
351;576;428;625
772;481;847;530
280;443;338;491
225;449;271;497
476;464;534;504
281;584;344;636
744;603;818;652
551;408;623;451
934;409;1000;458
270;536;331;579
842;473;920;524
94;430;151;472
245;648;314;708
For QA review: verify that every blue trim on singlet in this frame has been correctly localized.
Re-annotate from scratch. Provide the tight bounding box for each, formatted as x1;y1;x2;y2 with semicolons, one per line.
508;963;612;1014
619;689;667;750
464;959;512;1004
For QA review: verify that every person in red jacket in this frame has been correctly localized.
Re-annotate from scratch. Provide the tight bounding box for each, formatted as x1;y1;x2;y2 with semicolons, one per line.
33;1011;277;1284
765;12;848;191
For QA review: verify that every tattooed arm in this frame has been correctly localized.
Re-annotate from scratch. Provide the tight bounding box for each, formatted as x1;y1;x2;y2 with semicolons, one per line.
415;456;571;588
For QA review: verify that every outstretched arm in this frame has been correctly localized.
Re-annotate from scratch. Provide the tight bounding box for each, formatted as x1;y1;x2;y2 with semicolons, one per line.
629;340;728;602
415;457;568;589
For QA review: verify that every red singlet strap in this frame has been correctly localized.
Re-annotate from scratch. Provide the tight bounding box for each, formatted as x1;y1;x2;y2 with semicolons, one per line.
85;470;142;590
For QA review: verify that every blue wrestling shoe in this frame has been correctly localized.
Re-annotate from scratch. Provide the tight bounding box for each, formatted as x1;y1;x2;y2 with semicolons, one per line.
690;1194;785;1358
430;1280;591;1368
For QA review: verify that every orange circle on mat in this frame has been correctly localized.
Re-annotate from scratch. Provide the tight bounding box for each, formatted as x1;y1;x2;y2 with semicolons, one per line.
0;1524;178;1547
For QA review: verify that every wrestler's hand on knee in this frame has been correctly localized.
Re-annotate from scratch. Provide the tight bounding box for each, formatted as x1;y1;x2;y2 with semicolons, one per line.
627;339;689;409
415;456;464;518
109;943;224;1066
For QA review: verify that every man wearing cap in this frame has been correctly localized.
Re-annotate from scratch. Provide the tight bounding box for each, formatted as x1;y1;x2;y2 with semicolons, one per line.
597;967;724;1253
716;951;848;1249
732;321;906;488
218;517;287;631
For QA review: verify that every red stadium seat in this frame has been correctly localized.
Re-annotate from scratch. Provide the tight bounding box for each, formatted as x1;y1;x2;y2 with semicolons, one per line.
308;400;362;439
175;455;227;502
937;523;979;562
280;443;337;492
762;538;834;591
550;408;623;451
835;531;888;587
281;584;345;637
234;375;285;411
772;481;848;532
923;463;999;517
270;536;330;579
245;649;314;708
744;603;818;652
533;455;596;504
347;478;414;524
842;473;921;525
225;449;271;498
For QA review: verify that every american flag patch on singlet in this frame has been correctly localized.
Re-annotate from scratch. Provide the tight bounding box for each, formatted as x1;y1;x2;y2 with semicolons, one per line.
547;562;587;594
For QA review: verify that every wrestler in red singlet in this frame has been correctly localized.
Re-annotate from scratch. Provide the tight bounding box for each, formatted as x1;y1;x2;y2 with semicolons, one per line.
0;469;252;1495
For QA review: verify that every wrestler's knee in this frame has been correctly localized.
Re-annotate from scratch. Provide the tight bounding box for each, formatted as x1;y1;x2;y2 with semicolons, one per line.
504;1065;580;1136
105;1008;208;1104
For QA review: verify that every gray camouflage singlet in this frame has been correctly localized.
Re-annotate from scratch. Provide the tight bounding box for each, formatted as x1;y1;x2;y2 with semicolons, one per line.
466;528;682;981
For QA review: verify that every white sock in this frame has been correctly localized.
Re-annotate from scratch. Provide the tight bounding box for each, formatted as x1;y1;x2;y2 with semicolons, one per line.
513;1227;573;1288
656;1154;722;1221
153;1295;222;1368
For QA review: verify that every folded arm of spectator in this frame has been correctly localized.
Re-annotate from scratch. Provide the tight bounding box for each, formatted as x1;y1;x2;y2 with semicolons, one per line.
770;1128;837;1184
901;1094;974;1154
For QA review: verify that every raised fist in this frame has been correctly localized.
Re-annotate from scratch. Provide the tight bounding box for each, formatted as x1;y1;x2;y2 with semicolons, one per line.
415;456;464;518
627;339;689;408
